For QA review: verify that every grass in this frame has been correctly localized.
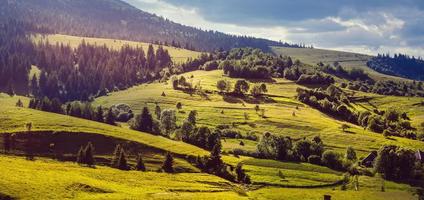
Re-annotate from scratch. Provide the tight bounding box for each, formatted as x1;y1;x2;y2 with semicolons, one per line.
32;34;203;63
0;155;244;200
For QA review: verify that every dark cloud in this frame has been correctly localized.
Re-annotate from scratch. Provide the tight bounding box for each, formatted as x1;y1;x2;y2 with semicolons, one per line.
126;0;424;56
161;0;424;26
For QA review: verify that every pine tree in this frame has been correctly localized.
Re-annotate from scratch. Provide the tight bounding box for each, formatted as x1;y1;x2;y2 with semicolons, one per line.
136;154;146;171
16;99;23;107
117;149;129;170
155;104;161;120
76;146;85;164
111;144;122;167
84;142;95;167
162;152;174;173
139;107;153;132
207;142;223;170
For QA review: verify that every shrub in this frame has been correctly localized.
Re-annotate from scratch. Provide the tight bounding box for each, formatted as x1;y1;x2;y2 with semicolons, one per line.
321;150;342;170
307;155;321;165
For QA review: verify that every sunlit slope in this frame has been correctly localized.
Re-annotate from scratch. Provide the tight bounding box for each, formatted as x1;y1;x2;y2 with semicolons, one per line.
94;70;424;157
271;47;409;81
32;34;203;63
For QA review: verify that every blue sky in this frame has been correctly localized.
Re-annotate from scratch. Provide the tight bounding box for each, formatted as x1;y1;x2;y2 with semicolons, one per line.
125;0;424;57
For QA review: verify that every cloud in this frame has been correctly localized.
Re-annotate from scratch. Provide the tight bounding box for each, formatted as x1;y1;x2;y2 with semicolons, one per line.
125;0;424;57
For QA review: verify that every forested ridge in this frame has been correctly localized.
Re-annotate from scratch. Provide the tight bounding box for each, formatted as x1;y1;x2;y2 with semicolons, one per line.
367;54;424;81
0;0;304;52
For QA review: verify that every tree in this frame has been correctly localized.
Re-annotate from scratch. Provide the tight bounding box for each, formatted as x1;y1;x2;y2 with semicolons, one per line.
176;102;182;110
136;154;146;171
181;120;195;142
95;106;104;122
162;152;174;173
345;146;357;161
255;104;260;113
321;150;342;170
16;99;23;107
187;110;197;126
294;139;312;160
134;107;153;132
84;142;95;167
160;109;177;136
374;145;415;180
236;163;249;183
207;142;223;169
234;80;250;95
216;80;228;93
117;149;129;170
105;107;115;125
111;144;122;167
76;146;85;164
155;104;161;120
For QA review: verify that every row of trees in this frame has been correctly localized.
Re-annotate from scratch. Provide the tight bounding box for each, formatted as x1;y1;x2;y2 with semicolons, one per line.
255;132;356;171
216;79;267;96
342;79;424;97
28;97;116;125
297;85;417;138
76;142;174;173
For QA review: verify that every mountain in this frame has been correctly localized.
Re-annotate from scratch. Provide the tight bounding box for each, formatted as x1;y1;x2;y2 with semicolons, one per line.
0;0;298;51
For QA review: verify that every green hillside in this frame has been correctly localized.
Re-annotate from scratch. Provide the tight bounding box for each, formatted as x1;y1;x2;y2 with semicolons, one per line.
94;70;424;157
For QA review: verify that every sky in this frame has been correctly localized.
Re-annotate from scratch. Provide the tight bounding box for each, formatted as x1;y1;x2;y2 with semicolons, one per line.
124;0;424;57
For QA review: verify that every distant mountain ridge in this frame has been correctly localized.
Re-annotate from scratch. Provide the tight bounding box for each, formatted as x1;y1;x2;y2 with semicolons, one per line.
0;0;300;51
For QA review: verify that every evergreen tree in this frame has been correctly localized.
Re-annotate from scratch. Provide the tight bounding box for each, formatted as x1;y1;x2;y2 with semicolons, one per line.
208;142;223;169
140;107;153;132
155;104;161;120
136;154;146;171
84;142;95;167
76;146;85;164
187;110;197;126
162;152;174;173
111;144;122;167
30;74;39;96
117;149;129;170
16;99;23;107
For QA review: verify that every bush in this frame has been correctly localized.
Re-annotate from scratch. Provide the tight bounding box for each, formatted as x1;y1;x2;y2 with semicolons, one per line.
321;150;342;170
307;155;321;165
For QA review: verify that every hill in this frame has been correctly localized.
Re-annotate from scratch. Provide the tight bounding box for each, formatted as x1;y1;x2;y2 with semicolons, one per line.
0;0;297;51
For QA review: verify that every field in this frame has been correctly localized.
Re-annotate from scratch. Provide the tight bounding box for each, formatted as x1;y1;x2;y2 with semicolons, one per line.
32;34;202;63
271;47;409;81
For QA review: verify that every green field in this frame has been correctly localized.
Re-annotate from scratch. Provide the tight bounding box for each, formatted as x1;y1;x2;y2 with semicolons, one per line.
32;34;202;63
